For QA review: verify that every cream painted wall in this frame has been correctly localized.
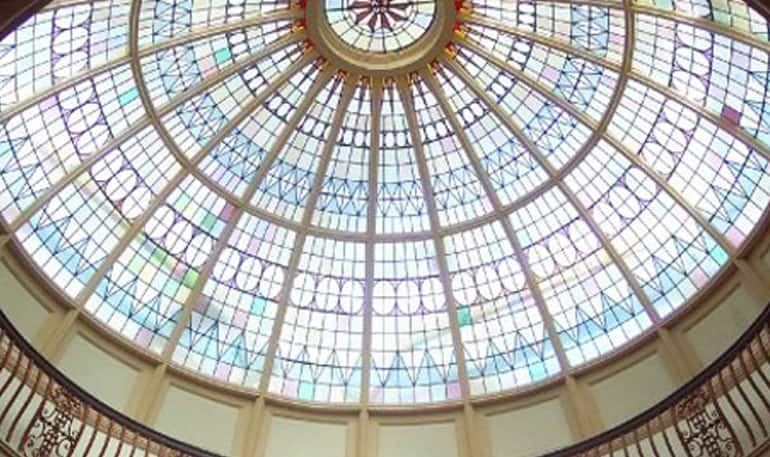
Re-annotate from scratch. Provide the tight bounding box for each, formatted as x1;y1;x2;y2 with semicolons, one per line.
264;415;348;457
154;384;239;455
486;398;572;457
0;262;49;340
685;284;763;366
589;353;675;429
377;421;459;457
57;333;138;413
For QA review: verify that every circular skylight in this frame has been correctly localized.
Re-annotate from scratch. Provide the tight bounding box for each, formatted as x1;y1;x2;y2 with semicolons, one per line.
324;0;437;53
1;0;769;406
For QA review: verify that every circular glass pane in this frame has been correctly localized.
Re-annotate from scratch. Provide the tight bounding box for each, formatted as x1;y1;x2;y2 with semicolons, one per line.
324;0;437;53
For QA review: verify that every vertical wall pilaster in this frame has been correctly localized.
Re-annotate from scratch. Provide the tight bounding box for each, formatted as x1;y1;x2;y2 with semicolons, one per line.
34;309;78;362
125;364;168;424
563;376;604;438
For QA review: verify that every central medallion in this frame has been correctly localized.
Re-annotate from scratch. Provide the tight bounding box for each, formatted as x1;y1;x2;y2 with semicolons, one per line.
324;0;436;53
307;0;456;77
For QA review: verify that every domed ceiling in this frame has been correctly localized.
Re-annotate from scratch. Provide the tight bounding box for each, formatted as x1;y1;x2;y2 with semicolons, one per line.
1;0;769;405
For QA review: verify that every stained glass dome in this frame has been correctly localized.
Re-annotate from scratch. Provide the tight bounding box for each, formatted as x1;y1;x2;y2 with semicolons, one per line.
1;0;770;406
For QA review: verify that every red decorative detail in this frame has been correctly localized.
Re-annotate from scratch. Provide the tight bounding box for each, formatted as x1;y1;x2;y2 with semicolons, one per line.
348;0;412;32
19;386;83;457
673;385;742;457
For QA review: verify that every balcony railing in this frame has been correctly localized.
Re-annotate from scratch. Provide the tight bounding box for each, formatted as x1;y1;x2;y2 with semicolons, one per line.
0;310;222;457
545;304;770;457
0;305;769;457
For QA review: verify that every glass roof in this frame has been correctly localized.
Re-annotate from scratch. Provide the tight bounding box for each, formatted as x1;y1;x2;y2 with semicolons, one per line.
0;0;769;405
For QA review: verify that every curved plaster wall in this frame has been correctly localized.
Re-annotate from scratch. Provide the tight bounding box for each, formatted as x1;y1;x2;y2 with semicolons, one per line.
1;229;769;457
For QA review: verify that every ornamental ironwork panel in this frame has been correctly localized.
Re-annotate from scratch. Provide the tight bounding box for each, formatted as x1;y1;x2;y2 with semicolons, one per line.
674;385;743;457
19;386;83;457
